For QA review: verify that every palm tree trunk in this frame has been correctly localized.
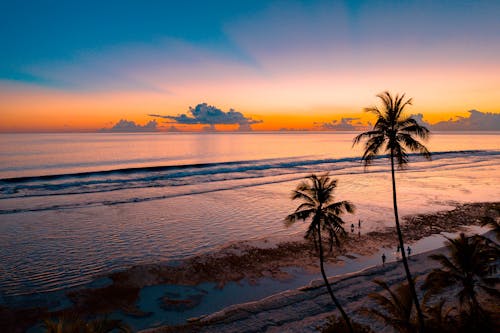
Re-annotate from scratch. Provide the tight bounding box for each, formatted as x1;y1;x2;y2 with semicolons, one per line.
317;225;354;333
390;153;425;333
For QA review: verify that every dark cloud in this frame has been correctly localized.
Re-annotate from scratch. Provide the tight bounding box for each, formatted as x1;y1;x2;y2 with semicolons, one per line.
315;117;362;131
101;119;158;132
149;103;262;131
409;113;432;128
164;125;181;132
410;110;500;131
431;110;500;131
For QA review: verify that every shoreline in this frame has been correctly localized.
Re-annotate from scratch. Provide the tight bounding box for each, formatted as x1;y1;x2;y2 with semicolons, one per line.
145;229;498;333
1;201;498;332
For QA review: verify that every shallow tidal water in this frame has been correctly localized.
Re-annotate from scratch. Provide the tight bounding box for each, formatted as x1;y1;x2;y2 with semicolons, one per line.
0;132;499;305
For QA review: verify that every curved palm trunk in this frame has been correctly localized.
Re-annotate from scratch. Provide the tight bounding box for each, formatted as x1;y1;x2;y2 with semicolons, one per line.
390;154;425;333
317;224;354;333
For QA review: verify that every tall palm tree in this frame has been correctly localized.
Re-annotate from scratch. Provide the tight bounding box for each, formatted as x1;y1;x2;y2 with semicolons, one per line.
285;173;355;333
423;233;500;319
353;91;431;332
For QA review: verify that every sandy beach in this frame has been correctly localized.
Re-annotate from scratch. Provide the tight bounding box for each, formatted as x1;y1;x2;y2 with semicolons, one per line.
1;201;498;332
142;230;499;333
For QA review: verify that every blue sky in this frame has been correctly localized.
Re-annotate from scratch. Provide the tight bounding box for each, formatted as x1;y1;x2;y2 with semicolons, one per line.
3;0;497;87
1;1;267;83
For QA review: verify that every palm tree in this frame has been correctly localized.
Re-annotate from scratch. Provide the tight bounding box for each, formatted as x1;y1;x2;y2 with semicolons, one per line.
423;233;500;321
285;173;355;333
363;280;465;333
363;279;417;333
481;216;500;242
353;91;430;332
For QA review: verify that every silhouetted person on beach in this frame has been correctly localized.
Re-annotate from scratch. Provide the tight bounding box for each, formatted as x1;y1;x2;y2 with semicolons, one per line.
382;253;386;266
397;244;400;252
351;223;354;233
407;246;412;257
358;219;361;228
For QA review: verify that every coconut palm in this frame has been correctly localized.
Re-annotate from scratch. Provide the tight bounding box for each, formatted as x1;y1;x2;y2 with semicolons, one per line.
353;91;430;332
363;279;417;333
285;173;355;333
423;233;500;320
422;299;456;333
481;216;500;242
363;280;466;333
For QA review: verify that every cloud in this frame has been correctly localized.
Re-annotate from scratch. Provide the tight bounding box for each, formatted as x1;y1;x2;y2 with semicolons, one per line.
149;103;262;131
101;119;158;132
411;110;500;131
409;113;432;128
315;117;363;131
164;125;181;132
431;110;500;131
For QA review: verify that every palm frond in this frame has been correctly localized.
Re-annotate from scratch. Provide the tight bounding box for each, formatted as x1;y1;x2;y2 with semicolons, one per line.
284;208;315;226
353;91;431;167
397;133;431;160
399;119;430;140
366;279;416;333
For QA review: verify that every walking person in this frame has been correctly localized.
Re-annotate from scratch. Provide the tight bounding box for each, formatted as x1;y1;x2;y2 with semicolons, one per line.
407;246;412;257
382;253;386;266
351;223;354;233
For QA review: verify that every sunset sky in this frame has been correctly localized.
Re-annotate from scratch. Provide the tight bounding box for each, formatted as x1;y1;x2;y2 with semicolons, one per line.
1;0;499;132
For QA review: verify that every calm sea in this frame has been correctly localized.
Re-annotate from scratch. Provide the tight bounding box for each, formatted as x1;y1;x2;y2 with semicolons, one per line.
0;132;499;303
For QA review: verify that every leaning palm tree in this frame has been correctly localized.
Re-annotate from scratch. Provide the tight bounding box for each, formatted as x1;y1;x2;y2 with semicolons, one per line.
423;233;500;321
285;173;355;333
353;91;430;332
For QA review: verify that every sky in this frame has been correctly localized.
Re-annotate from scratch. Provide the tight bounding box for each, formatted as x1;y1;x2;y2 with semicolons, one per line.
0;0;499;132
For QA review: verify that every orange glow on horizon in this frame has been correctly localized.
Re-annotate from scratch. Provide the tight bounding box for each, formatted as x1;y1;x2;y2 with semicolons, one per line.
1;59;499;133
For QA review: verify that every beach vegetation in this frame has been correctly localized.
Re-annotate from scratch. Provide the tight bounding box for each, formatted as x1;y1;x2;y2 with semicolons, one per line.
285;173;355;333
422;232;499;331
481;216;500;242
319;315;373;333
43;315;131;333
353;91;431;331
362;279;417;333
361;279;483;333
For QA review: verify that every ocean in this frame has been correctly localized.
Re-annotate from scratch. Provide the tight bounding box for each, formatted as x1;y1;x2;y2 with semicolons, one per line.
0;132;499;305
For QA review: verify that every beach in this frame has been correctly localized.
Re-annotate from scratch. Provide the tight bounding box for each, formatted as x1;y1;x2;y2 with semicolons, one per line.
1;202;498;332
2;2;500;331
0;132;499;332
144;230;499;333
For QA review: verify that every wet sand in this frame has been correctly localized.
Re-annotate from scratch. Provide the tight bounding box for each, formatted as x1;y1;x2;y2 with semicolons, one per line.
142;230;499;333
1;202;498;332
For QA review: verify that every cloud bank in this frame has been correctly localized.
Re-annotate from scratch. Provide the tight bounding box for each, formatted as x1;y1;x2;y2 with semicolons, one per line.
150;103;262;131
314;110;499;132
431;110;500;131
315;117;368;131
101;119;158;132
411;110;500;131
